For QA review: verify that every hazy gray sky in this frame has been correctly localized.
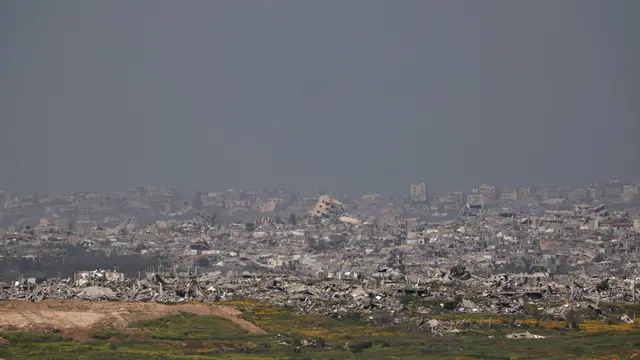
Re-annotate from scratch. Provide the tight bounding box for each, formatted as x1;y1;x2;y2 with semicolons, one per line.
1;1;638;195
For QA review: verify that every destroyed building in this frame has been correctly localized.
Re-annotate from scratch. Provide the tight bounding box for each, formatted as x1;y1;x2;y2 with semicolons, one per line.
0;179;639;318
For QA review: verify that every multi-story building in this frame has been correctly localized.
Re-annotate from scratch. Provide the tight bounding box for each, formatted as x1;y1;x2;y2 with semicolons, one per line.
202;192;226;208
466;193;484;208
258;199;277;213
478;184;497;201
604;182;623;199
448;191;464;205
621;184;639;202
500;188;518;202
588;185;605;200
409;183;428;202
567;188;588;202
437;191;463;209
517;187;535;200
555;188;568;199
225;189;241;209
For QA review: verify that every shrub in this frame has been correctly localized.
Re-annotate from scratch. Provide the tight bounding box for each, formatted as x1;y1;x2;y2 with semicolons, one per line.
350;340;373;353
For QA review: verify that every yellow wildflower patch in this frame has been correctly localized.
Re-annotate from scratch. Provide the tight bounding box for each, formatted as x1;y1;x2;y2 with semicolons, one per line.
579;320;636;332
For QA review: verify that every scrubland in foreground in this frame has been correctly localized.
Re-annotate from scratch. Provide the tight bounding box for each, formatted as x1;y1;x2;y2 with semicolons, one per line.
0;299;639;359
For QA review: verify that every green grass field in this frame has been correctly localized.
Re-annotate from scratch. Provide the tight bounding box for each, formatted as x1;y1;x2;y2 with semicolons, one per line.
1;299;639;359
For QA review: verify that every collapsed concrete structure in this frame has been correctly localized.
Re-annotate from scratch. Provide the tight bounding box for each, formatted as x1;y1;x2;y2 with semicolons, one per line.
309;194;361;224
0;188;639;325
3;263;639;321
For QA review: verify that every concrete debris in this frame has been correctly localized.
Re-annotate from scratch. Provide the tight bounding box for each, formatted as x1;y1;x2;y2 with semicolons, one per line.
620;315;634;324
0;187;639;320
505;332;546;339
2;263;640;319
78;286;117;300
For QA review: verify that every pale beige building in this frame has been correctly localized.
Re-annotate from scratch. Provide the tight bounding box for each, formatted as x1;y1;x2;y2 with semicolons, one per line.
309;195;344;217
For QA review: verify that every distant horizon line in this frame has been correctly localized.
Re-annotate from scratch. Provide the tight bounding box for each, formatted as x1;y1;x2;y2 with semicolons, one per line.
2;178;637;198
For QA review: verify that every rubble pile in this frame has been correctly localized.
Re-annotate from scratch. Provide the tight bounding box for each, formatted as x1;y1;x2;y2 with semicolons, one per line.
2;266;639;317
1;188;639;321
505;332;546;339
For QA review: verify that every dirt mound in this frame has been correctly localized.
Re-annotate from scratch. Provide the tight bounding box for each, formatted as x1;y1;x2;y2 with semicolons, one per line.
0;300;265;340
